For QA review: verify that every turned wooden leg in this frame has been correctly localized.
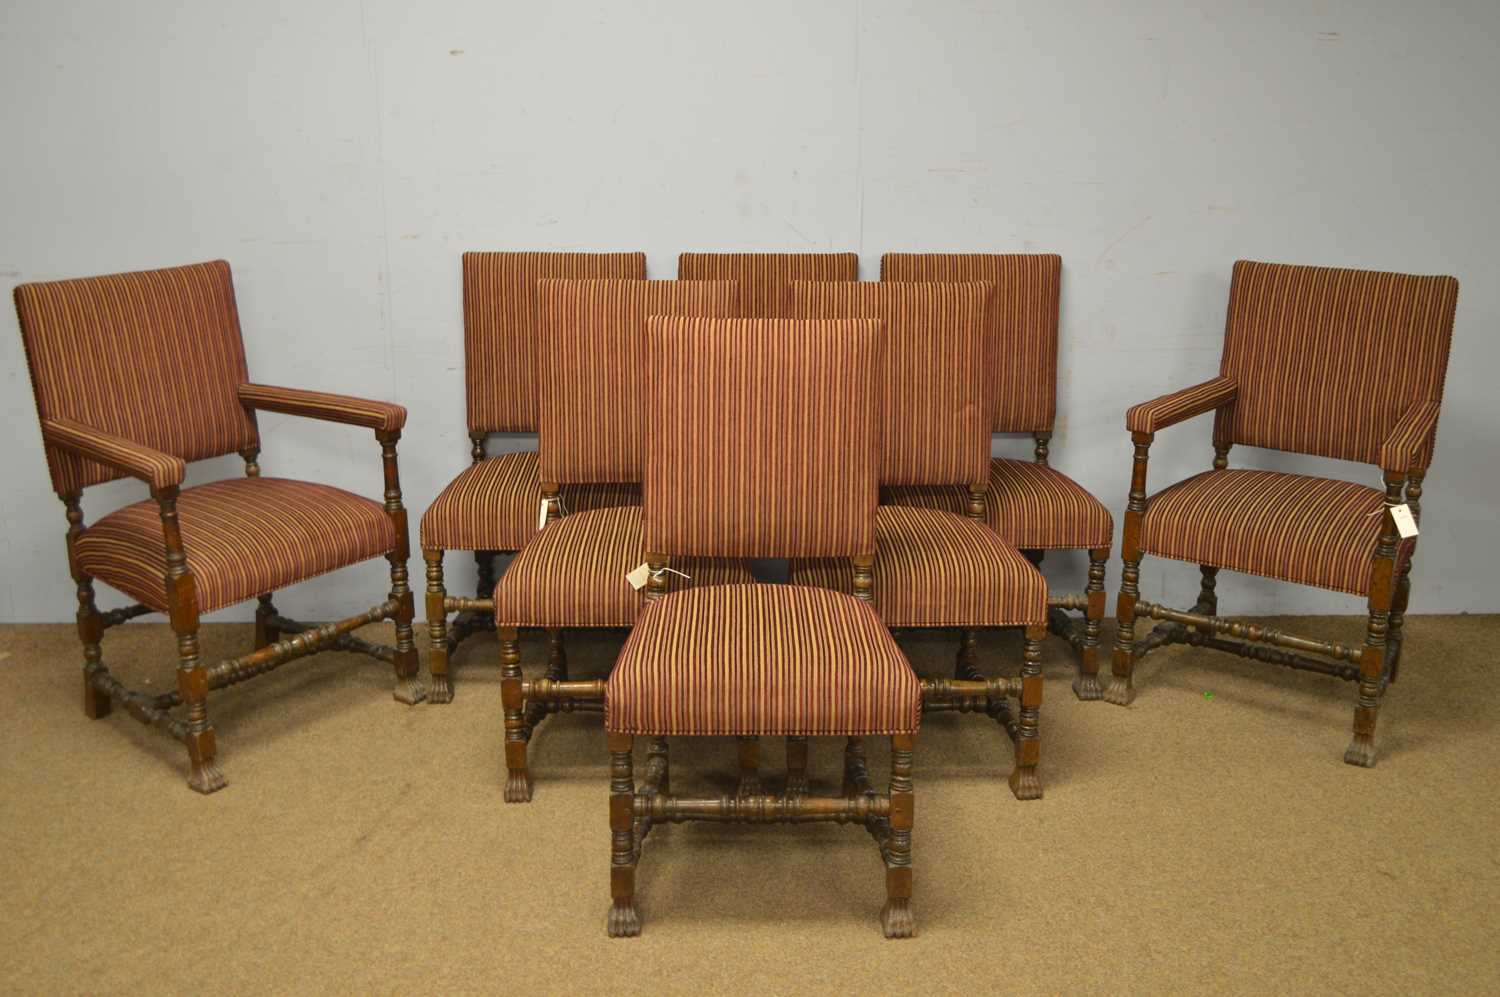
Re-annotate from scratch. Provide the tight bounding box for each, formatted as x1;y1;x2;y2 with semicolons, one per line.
646;736;670;796
76;576;110;719
1347;479;1402;768
1194;565;1219;616
547;628;569;680
1073;547;1108;701
1386;567;1412;686
476;550;497;600
175;614;224;795
1106;554;1142;706
423;550;452;704
955;628;980;680
500;627;531;802
737;736;761;796
785;736;809;796
607;732;640;937
387;553;426;705
881;733;916;939
253;593;278;651
1009;625;1044;800
842;736;868;796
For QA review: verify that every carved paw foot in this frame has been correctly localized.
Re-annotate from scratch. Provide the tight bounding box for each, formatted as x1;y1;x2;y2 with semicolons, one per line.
393;676;427;706
1343;736;1377;768
427;674;454;705
1008;765;1043;801
880;898;915;939
1102;677;1136;706
504;769;533;803
607;902;641;938
188;761;227;795
1072;672;1103;701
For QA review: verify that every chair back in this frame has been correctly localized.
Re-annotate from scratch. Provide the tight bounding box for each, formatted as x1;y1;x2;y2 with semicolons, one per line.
644;316;882;559
678;252;858;318
15;260;257;494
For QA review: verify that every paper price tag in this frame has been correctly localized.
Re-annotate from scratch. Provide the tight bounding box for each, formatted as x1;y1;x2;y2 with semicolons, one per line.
625;563;651;590
537;498;550;530
1390;503;1419;539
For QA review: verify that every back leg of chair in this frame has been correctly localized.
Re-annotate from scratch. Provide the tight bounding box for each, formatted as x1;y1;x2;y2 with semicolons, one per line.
423;549;453;703
607;732;641;937
955;628;979;679
500;627;532;802
1385;566;1412;685
881;733;916;939
1073;547;1109;700
737;736;761;796
1009;625;1045;800
785;736;809;796
254;593;279;651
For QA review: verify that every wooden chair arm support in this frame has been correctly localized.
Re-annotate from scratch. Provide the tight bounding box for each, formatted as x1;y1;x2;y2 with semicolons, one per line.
1124;375;1238;434
237;383;407;433
42;417;185;493
1378;399;1441;477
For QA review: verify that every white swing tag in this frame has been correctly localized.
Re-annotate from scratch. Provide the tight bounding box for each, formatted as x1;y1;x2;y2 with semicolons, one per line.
1390;503;1419;539
625;563;652;590
537;498;550;530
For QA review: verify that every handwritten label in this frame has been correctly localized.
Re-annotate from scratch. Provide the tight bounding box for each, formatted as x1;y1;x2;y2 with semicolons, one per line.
1390;503;1419;539
625;563;651;590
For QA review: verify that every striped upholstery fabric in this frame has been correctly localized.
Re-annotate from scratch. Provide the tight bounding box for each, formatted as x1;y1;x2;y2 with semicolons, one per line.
1213;261;1459;469
789;506;1048;627
1126;376;1238;435
75;478;396;614
1138;469;1405;596
419;451;640;552
881;253;1061;432
536;279;738;484
790;281;994;487
14;261;258;494
644;316;882;559
606;584;921;736
462;251;646;434
883;458;1114;550
41;418;186;492
1379;399;1443;475
492;507;754;628
238;383;406;432
677;252;858;318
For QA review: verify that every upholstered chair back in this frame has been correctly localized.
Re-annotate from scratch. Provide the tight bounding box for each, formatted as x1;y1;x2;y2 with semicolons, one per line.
880;252;1061;434
15;260;258;494
1213;260;1459;469
643;316;883;560
535;278;738;485
677;252;858;318
462;251;646;434
789;281;994;488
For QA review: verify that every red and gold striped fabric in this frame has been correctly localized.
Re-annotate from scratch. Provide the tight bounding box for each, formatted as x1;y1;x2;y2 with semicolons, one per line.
605;583;921;736
492;506;754;628
1213;261;1459;469
880;253;1061;433
419;451;640;552
1138;468;1405;596
643;316;882;560
14;261;258;495
677;251;858;318
883;458;1114;550
1379;399;1443;475
462;251;646;434
41;418;186;492
237;383;406;433
75;477;396;614
789;506;1048;627
789;281;994;487
1126;376;1238;435
535;278;738;484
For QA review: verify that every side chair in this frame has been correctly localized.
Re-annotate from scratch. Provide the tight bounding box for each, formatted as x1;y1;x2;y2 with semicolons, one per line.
15;260;420;794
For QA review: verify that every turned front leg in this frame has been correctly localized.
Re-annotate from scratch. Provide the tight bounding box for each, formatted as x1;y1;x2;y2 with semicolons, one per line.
1073;547;1109;700
881;733;916;939
1009;625;1044;800
606;732;640;937
1107;432;1152;706
424;550;453;704
500;627;532;802
1346;474;1403;768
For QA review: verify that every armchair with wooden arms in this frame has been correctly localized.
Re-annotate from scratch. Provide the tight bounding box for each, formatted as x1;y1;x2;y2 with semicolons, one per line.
15;260;421;794
1107;260;1459;767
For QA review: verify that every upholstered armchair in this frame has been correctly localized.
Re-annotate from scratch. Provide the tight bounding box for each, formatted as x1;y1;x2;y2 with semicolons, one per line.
14;260;420;794
420;251;646;703
1109;260;1459;767
587;314;923;938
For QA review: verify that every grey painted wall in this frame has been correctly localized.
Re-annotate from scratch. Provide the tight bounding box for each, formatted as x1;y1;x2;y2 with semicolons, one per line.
2;1;1496;622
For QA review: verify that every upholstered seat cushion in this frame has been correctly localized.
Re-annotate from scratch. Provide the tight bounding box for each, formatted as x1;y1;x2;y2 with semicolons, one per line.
419;452;640;552
788;506;1048;628
606;583;921;736
492;506;753;628
1139;469;1407;596
883;458;1113;550
75;477;396;614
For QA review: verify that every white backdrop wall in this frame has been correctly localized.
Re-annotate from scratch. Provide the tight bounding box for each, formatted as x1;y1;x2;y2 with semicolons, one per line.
1;1;1496;623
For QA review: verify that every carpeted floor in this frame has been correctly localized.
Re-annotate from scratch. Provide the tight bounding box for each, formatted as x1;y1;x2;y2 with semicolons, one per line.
0;615;1495;994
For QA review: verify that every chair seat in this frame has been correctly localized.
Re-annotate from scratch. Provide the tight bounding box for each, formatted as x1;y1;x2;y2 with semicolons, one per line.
1139;469;1407;596
606;583;922;736
788;506;1048;628
492;506;754;628
883;457;1113;550
419;451;641;552
75;477;397;614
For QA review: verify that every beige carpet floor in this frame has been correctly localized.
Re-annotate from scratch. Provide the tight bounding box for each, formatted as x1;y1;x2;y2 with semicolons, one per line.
0;615;1496;994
